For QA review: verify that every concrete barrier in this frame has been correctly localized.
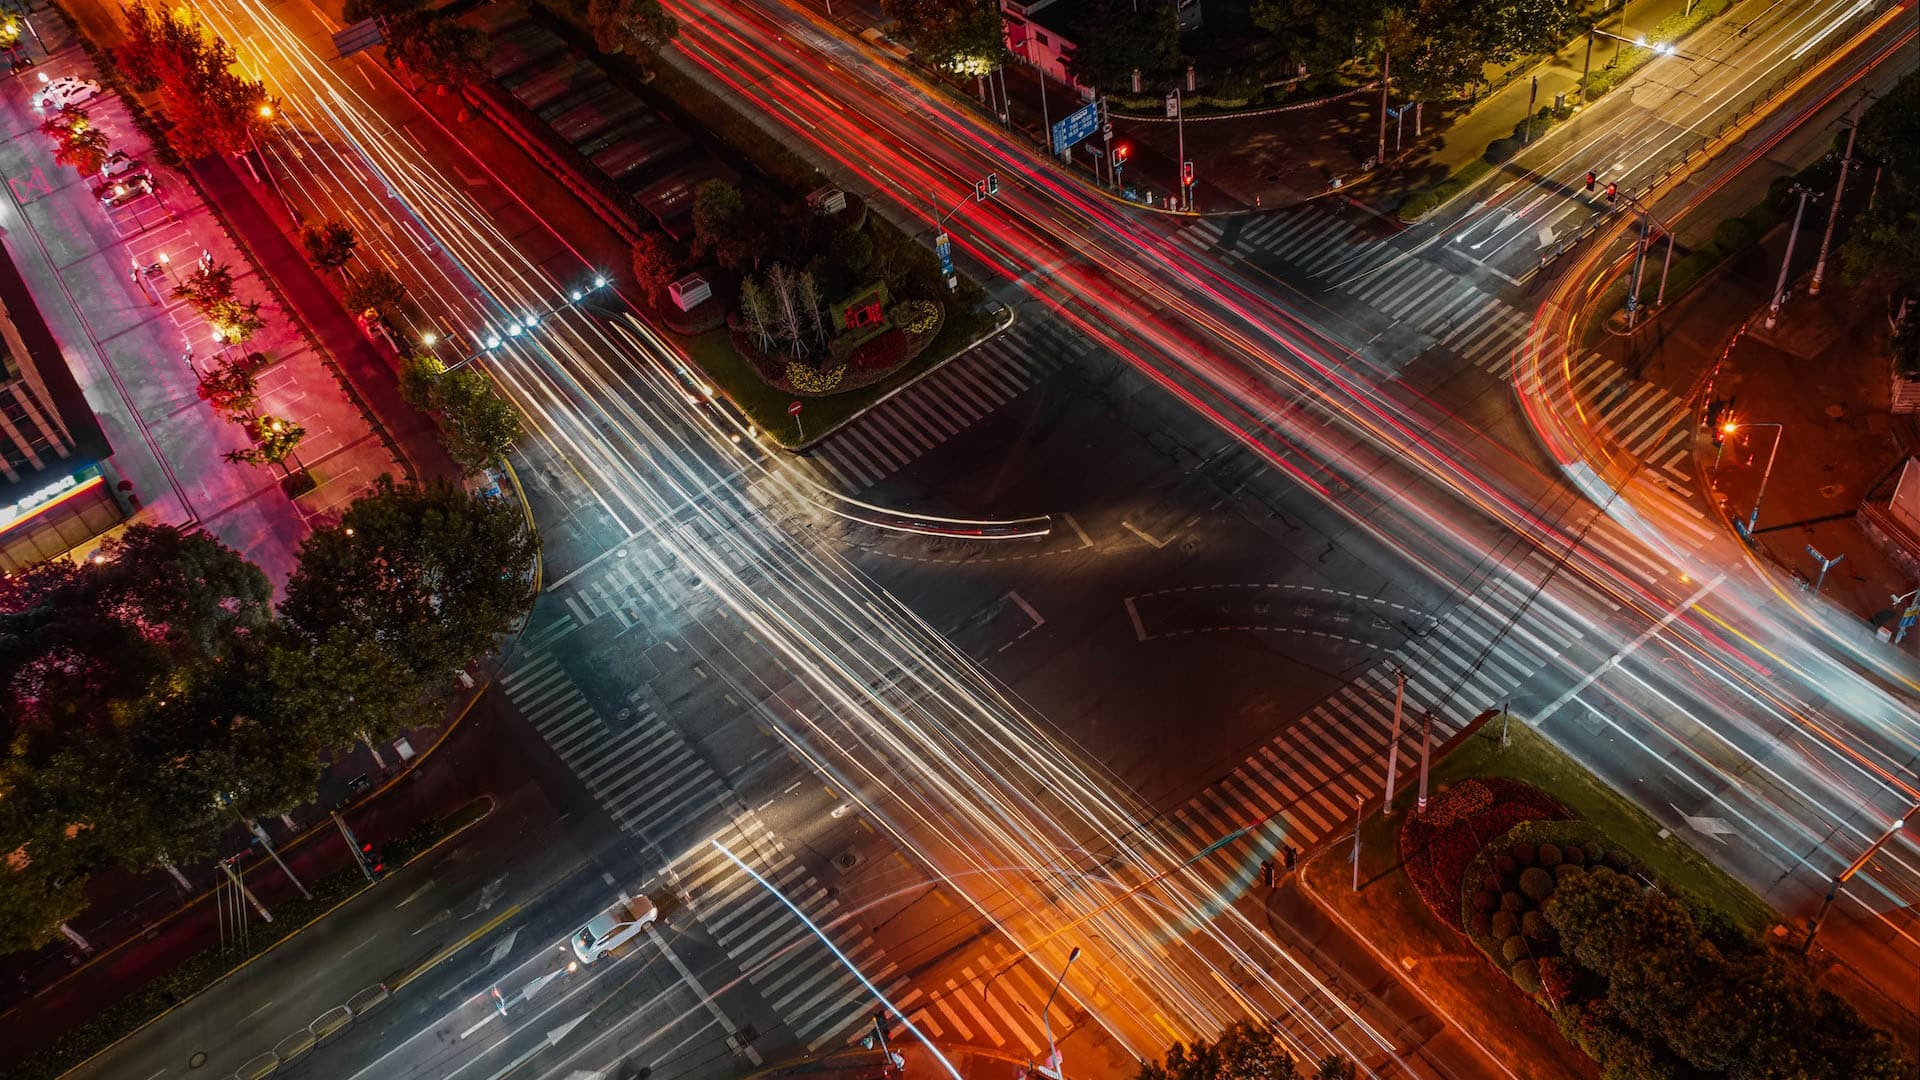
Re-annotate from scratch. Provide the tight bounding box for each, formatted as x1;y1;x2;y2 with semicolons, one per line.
273;1028;317;1062
234;1052;279;1079
347;984;390;1016
310;1004;353;1043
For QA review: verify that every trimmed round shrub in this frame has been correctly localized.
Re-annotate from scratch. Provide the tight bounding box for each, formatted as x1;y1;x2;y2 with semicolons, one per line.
1552;862;1587;885
1470;910;1494;938
1604;849;1634;870
1539;956;1577;1002
1512;843;1537;867
1492;854;1517;876
1471;890;1498;914
1586;865;1616;882
1491;910;1518;940
1519;866;1555;902
1561;844;1585;866
1481;872;1504;893
1512;958;1542;994
1713;216;1759;253
1521;910;1552;942
1537;843;1563;868
1501;891;1526;913
1397;190;1441;223
1502;936;1530;963
1582;843;1605;865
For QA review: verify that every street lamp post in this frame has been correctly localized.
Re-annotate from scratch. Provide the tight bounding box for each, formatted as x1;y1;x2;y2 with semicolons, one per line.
1039;946;1080;1077
1804;809;1916;952
1726;421;1784;537
440;275;612;373
1811;101;1863;297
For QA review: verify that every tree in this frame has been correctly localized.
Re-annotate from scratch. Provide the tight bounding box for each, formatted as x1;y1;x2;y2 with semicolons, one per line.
267;622;427;756
629;232;682;305
224;414;306;476
1250;0;1385;76
399;352;444;409
301;219;358;274
45;110;110;175
432;368;524;472
587;0;678;57
173;261;237;312
692;179;761;271
882;0;1002;75
206;297;267;347
765;263;806;355
1067;0;1181;92
1136;1022;1302;1080
280;476;538;694
119;1;271;158
385;14;492;92
796;269;828;344
344;267;408;317
739;275;775;350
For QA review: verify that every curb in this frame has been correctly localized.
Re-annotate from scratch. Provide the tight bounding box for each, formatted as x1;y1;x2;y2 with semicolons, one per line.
48;796;498;1080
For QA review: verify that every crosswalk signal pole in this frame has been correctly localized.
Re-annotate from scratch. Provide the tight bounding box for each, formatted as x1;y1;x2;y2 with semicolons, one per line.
1416;712;1433;814
333;811;379;884
1350;793;1363;892
1382;669;1406;810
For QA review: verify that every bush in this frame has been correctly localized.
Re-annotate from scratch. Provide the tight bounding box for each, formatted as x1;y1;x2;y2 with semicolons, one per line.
1521;911;1552;942
1472;889;1499;913
1502;936;1530;963
1404;778;1568;928
1501;891;1526;913
1537;843;1563;868
1712;216;1758;252
1491;910;1518;939
1480;871;1504;893
1484;136;1523;164
1561;844;1585;866
1396;190;1442;223
1519;866;1555;902
1512;958;1542;994
848;328;908;371
1470;910;1494;938
1512;842;1537;867
1582;843;1605;865
1552;862;1587;885
1603;850;1634;870
1493;853;1516;876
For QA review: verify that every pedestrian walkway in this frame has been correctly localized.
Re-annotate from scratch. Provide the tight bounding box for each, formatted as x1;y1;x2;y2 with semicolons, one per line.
1566;349;1695;485
1142;570;1591;898
895;939;1055;1057
804;321;1086;493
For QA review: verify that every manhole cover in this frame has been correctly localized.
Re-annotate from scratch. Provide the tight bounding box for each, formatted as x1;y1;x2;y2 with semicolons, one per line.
833;849;862;872
188;1051;208;1069
1820;483;1845;499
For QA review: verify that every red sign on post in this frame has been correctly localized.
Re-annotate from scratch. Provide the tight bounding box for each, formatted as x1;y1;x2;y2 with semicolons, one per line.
788;401;804;416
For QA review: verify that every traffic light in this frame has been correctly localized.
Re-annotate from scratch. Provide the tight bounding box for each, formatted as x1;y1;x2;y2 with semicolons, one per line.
975;173;999;202
1282;845;1297;871
1259;860;1276;887
1584;171;1597;191
361;840;385;878
1113;142;1130;163
1605;182;1618;203
1704;397;1724;433
1181;160;1194;187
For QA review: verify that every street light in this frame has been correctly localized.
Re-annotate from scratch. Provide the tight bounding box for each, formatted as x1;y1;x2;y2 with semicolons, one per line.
1804;809;1916;952
437;275;613;372
1039;946;1080;1079
1723;420;1783;538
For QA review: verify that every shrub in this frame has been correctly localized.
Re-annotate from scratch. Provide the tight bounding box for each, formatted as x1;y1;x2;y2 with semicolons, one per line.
1484;136;1522;164
1539;956;1578;1003
1604;850;1633;870
1553;862;1587;885
786;361;845;393
1491;910;1517;939
1521;911;1552;942
1472;890;1499;913
1712;216;1758;252
1561;844;1585;866
1512;843;1537;867
848;328;907;371
1493;853;1516;876
1469;911;1493;938
1502;936;1529;963
1512;959;1542;994
1396;190;1441;222
1519;866;1555;903
1501;891;1526;913
1405;778;1568;928
1582;843;1604;865
1480;871;1503;893
1537;843;1562;868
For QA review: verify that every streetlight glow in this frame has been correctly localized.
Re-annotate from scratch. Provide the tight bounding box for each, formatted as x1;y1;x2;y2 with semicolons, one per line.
420;331;437;347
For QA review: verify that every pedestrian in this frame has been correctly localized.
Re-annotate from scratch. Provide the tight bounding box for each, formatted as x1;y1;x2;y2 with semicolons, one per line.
198;248;213;272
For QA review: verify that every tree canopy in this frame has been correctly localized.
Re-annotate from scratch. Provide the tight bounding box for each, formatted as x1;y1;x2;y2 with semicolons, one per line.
587;0;679;57
1136;1020;1356;1080
118;1;271;157
1066;0;1182;92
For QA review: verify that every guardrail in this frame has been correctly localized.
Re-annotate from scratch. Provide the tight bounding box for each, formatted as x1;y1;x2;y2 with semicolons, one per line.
221;983;389;1078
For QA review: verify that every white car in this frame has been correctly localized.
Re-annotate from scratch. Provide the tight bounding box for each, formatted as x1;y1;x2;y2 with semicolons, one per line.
32;76;100;111
569;892;657;964
98;150;142;180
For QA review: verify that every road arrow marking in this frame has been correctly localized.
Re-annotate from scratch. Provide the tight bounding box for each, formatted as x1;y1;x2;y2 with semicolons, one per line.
547;1016;587;1046
1671;805;1738;843
471;874;508;916
395;880;434;909
486;928;520;967
412;909;451;936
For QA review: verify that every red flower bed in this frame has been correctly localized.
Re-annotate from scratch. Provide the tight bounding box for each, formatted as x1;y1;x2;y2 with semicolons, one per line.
849;328;907;370
1399;778;1568;929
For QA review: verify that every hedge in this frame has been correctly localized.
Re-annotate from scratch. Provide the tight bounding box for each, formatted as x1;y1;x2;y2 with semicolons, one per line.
1398;776;1569;928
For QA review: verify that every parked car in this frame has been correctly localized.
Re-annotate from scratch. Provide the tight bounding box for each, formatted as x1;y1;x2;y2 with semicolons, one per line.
98;150;142;180
569;892;657;964
96;174;154;207
31;75;100;111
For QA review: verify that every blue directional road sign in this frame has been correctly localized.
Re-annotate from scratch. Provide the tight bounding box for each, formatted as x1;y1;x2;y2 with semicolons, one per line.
935;231;953;277
1051;101;1101;154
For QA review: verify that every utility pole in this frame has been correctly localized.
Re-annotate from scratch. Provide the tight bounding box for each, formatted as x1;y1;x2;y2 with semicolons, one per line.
1168;89;1187;210
1416;711;1433;813
1805;810;1915;952
1581;26;1595;103
1383;669;1406;808
1522;75;1538;144
1767;185;1819;329
247;818;310;900
1625;210;1653;329
1810;106;1860;297
1377;46;1390;167
1350;793;1363;891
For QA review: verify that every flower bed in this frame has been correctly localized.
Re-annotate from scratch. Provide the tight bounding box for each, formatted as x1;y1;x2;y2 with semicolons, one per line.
730;303;944;397
1459;819;1638;1000
1398;777;1569;929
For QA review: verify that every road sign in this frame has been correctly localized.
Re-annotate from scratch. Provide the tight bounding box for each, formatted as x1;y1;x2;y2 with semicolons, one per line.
788;401;804;416
934;230;953;279
1900;605;1918;629
1101;122;1114;140
1051;101;1101;154
1164;91;1180;118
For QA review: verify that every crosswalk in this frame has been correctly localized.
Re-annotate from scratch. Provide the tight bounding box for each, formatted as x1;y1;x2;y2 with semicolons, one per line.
1175;213;1535;375
1139;570;1591;899
671;815;908;1051
1564;349;1695;484
895;938;1056;1056
806;321;1084;492
558;543;683;630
